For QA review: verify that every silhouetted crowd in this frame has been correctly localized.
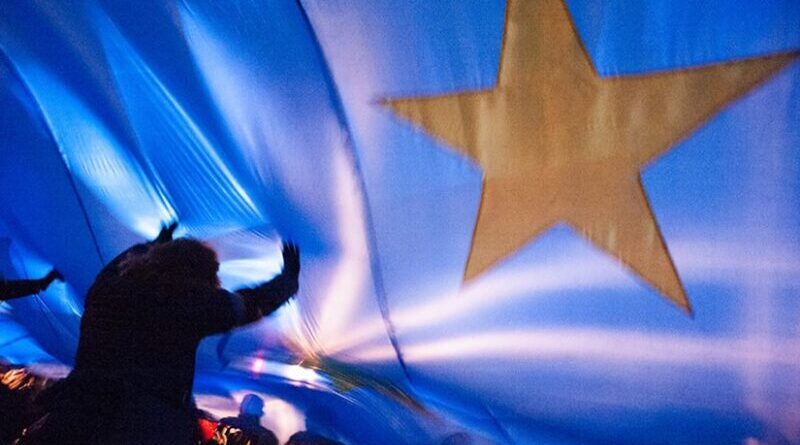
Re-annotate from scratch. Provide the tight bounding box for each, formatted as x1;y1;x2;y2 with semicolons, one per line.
0;364;343;445
0;224;325;444
0;225;475;444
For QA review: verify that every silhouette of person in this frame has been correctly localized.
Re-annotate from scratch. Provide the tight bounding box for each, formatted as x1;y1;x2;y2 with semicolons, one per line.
0;269;63;301
16;223;300;445
209;394;278;445
0;366;59;444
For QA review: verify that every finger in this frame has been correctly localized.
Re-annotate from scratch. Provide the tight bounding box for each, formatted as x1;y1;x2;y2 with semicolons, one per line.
282;242;298;260
280;242;300;276
287;245;300;269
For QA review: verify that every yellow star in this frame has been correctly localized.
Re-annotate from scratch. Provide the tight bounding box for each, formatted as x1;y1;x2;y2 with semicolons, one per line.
387;0;795;312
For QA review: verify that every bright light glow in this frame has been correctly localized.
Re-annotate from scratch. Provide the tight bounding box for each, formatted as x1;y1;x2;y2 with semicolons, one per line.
178;8;264;163
353;329;800;367
326;254;634;354
312;150;370;352
96;10;264;228
671;238;800;283
327;235;800;356
282;363;326;384
194;394;238;420
251;357;266;375
274;299;317;357
261;397;306;444
180;7;375;359
218;256;283;290
11;60;175;238
230;356;327;388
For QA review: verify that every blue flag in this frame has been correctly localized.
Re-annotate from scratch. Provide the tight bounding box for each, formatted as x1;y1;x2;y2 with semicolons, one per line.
1;1;798;443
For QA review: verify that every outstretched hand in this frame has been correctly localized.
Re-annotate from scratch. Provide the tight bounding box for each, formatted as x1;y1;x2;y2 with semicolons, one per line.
40;268;64;290
263;242;301;304
281;242;300;279
233;242;302;323
45;269;65;283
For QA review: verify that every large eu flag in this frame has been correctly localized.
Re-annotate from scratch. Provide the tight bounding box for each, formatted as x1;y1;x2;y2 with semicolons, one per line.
0;1;798;443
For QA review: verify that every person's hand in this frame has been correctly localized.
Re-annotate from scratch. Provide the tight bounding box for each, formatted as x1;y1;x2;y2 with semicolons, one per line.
266;242;300;303
45;269;65;282
235;242;301;321
281;242;300;280
39;268;64;290
154;221;178;244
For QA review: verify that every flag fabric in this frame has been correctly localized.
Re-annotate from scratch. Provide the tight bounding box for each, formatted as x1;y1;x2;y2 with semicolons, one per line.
1;1;799;444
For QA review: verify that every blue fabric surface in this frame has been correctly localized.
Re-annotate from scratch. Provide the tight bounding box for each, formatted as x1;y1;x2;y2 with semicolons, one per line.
1;1;798;443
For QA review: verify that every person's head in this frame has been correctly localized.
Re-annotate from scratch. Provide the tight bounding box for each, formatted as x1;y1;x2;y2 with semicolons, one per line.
120;238;220;289
239;393;265;418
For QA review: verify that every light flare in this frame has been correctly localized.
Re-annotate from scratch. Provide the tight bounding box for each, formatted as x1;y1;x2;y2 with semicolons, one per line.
230;356;327;389
95;10;264;226
260;396;306;444
326;254;634;354
353;328;800;367
218;256;283;290
312;149;371;352
327;235;800;355
8;58;175;238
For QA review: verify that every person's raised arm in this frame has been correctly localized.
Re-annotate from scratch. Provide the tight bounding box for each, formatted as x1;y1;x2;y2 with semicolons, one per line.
0;269;64;301
186;242;300;337
233;243;300;326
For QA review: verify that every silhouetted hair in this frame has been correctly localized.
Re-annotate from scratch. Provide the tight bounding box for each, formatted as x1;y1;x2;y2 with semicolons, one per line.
119;238;220;290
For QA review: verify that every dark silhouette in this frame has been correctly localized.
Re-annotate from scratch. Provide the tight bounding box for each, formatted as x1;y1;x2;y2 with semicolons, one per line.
0;365;59;444
0;270;63;301
207;394;278;445
16;223;300;445
194;409;219;445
